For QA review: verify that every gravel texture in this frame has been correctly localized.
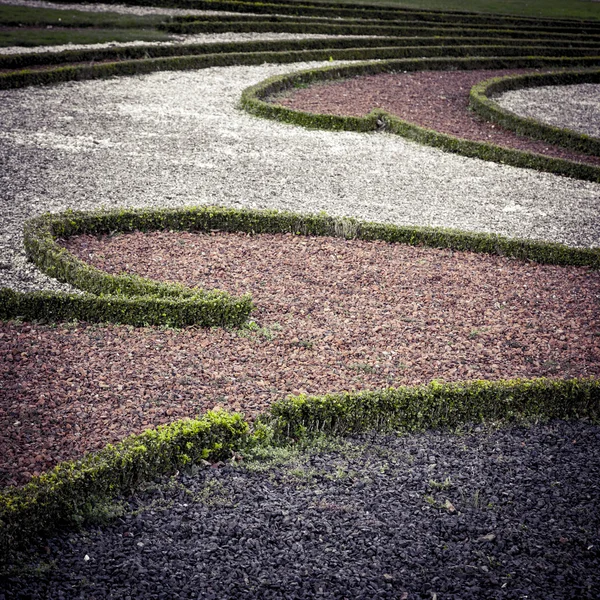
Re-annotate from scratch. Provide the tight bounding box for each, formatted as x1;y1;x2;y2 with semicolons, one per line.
2;420;600;599
1;230;598;486
274;70;600;167
497;83;600;139
0;0;259;17
0;62;599;297
0;31;341;55
1;11;600;600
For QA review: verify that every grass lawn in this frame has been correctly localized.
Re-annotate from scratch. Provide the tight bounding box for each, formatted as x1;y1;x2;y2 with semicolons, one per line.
298;0;600;21
0;27;175;47
0;4;174;47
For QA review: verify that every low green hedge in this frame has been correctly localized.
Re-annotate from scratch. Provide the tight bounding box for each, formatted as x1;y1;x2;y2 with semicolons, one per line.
2;376;598;562
7;36;598;71
42;0;600;31
0;409;249;560
470;69;600;156
5;204;598;329
240;56;600;182
0;288;251;328
160;19;600;41
262;378;600;439
13;207;254;327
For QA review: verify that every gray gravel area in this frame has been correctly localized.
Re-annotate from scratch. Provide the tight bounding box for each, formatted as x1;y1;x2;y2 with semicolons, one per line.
0;0;257;17
0;32;342;55
3;420;600;599
1;62;599;294
497;83;600;138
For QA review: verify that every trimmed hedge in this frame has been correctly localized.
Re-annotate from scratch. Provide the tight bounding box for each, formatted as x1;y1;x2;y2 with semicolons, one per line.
6;36;599;71
240;57;600;182
4;46;600;92
14;208;254;327
4;203;597;327
0;288;252;328
470;68;600;156
261;378;600;439
0;409;249;559
160;19;600;41
2;376;598;562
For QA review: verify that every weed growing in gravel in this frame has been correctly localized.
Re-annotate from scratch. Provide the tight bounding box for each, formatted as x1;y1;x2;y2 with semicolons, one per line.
194;478;236;507
233;320;282;341
349;362;377;373
78;497;128;526
428;477;452;491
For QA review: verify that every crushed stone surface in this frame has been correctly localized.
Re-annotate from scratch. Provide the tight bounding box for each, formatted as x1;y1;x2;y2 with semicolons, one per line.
0;62;599;295
3;421;600;599
497;82;600;139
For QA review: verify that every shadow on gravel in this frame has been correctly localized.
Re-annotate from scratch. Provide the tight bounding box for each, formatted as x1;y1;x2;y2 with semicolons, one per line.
2;420;599;599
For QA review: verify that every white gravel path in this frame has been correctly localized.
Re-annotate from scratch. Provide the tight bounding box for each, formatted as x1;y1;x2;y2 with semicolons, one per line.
1;61;599;293
0;0;256;17
0;32;343;55
497;83;600;138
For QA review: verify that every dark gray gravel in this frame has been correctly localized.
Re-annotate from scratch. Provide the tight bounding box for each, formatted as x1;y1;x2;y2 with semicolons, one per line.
2;420;600;600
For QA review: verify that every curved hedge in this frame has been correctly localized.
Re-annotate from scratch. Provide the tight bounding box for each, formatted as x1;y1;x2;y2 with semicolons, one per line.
3;204;598;329
240;56;600;182
3;0;600;568
470;68;600;156
5;36;599;72
2;376;598;561
0;409;249;561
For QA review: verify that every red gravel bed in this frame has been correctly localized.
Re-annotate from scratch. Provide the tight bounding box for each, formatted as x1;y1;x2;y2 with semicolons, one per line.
1;231;599;487
273;69;600;166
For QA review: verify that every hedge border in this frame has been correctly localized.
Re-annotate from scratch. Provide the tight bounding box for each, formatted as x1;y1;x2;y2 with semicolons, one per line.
161;14;600;38
470;68;600;156
159;19;600;41
239;56;600;182
4;203;598;329
3;41;600;80
0;409;249;561
6;36;600;71
9;207;255;328
261;377;600;440
3;49;595;92
2;376;598;562
41;0;600;30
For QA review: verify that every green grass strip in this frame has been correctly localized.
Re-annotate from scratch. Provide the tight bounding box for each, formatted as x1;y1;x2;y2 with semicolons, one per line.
240;56;600;182
469;68;600;156
0;4;168;29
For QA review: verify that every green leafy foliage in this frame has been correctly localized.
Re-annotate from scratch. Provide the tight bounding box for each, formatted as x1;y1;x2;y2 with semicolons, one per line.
2;204;597;328
261;378;600;438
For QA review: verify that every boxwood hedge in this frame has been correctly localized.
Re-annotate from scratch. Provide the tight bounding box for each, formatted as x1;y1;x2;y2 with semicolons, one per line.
2;376;598;562
4;204;597;329
240;56;600;182
469;68;600;155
